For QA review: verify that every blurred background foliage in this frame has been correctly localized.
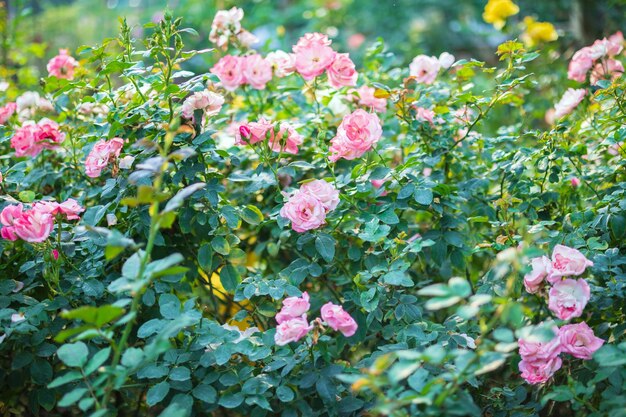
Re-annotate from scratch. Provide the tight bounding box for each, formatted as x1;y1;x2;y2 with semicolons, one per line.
3;0;626;71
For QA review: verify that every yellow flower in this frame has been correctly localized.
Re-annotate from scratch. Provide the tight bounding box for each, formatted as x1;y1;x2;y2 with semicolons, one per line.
483;0;520;30
521;17;558;47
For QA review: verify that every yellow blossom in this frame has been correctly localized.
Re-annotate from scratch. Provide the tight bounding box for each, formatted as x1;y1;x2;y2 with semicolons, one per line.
521;17;558;47
483;0;520;30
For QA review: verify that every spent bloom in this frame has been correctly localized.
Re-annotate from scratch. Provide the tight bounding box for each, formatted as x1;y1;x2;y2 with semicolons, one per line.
553;88;586;119
558;322;604;360
85;137;125;178
46;49;79;80
320;302;358;337
209;7;244;49
409;55;441;84
329;109;382;162
548;278;591;320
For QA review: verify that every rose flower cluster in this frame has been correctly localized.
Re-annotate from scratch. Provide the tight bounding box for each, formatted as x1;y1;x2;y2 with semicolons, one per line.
518;245;603;384
1;199;83;243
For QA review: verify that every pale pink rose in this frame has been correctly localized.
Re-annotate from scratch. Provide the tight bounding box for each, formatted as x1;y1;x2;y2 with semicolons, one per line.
409;55;441;84
518;330;561;362
32;201;60;216
590;59;624;85
237;30;259;48
350;86;387;113
320;302;358;337
279;190;327;233
274;315;312;345
415;107;435;124
347;33;366;49
266;50;296;77
182;90;224;120
236;118;274;145
268;122;303;154
423;167;432;177
438;52;455;69
589;40;610;60
548;278;591;320
0;204;24;241
558;322;604;360
524;256;552;294
519;357;562;385
571;177;581;187
300;180;339;212
57;198;84;220
547;244;594;282
292;32;336;80
242;54;273;90
327;53;358;89
46;49;78;80
16;91;53;120
568;48;594;82
13;207;54;243
607;31;624;56
210;55;245;91
85;137;124;178
0;102;16;124
209;7;244;49
276;292;310;324
553;88;586;119
329;109;382;162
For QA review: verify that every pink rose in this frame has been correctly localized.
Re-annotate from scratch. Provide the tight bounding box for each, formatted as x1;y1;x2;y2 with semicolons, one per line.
266;50;296;78
0;102;16;124
414;107;435;124
279;190;327;233
0;204;24;241
548;279;591;320
607;31;624;56
268;122;303;154
236;118;274;146
320;302;358;337
350;86;387;113
274;315;312;346
276;292;310;324
10;119;65;157
553;88;586;119
181;90;224;120
210;55;245;91
292;32;336;80
36;118;65;149
518;330;561;362
547;244;593;282
327;53;358;89
243;54;273;90
46;49;78;80
57;198;85;220
523;256;552;294
519;357;562;385
85;137;124;178
409;55;441;84
300;180;340;212
571;177;581;187
329;109;382;162
13;206;54;243
590;59;624;85
438;52;455;69
568;48;594;82
559;322;604;360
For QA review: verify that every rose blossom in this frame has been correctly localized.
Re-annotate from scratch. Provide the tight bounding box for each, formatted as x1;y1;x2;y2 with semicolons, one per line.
85;137;124;178
57;199;85;220
327;53;358;89
292;32;336;80
558;322;604;360
409;55;441;84
46;49;78;80
0;102;16;124
568;48;594;82
571;177;581;187
274;315;312;346
590;59;624;86
243;54;273;90
320;302;358;337
518;330;561;362
13;206;54;243
236;118;274;145
10;119;65;157
300;180;340;211
547;244;593;282
607;31;624;56
0;204;24;241
280;190;327;233
210;55;245;91
268;122;303;154
181;90;224;120
415;107;435;124
553;88;586;119
548;278;591;320
266;50;296;78
438;52;455;69
15;91;53;120
329;109;382;162
350;86;387;113
523;256;552;294
518;357;562;385
275;292;310;324
209;7;244;49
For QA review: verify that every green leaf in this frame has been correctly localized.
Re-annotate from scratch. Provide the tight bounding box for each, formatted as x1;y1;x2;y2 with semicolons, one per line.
414;188;433;206
57;342;89;368
147;381;170;406
58;388;88;407
121;347;144;368
48;371;82;388
61;305;124;328
198;244;213;272
169;367;191;381
381;271;413;287
84;347;111;375
159;294;181;320
218;392;244;408
211;236;231;255
315;233;336;262
192;384;217;403
240;205;264;225
219;264;241;293
276;386;294;402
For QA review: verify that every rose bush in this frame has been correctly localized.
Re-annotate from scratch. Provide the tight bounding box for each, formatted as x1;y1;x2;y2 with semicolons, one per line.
0;5;626;417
